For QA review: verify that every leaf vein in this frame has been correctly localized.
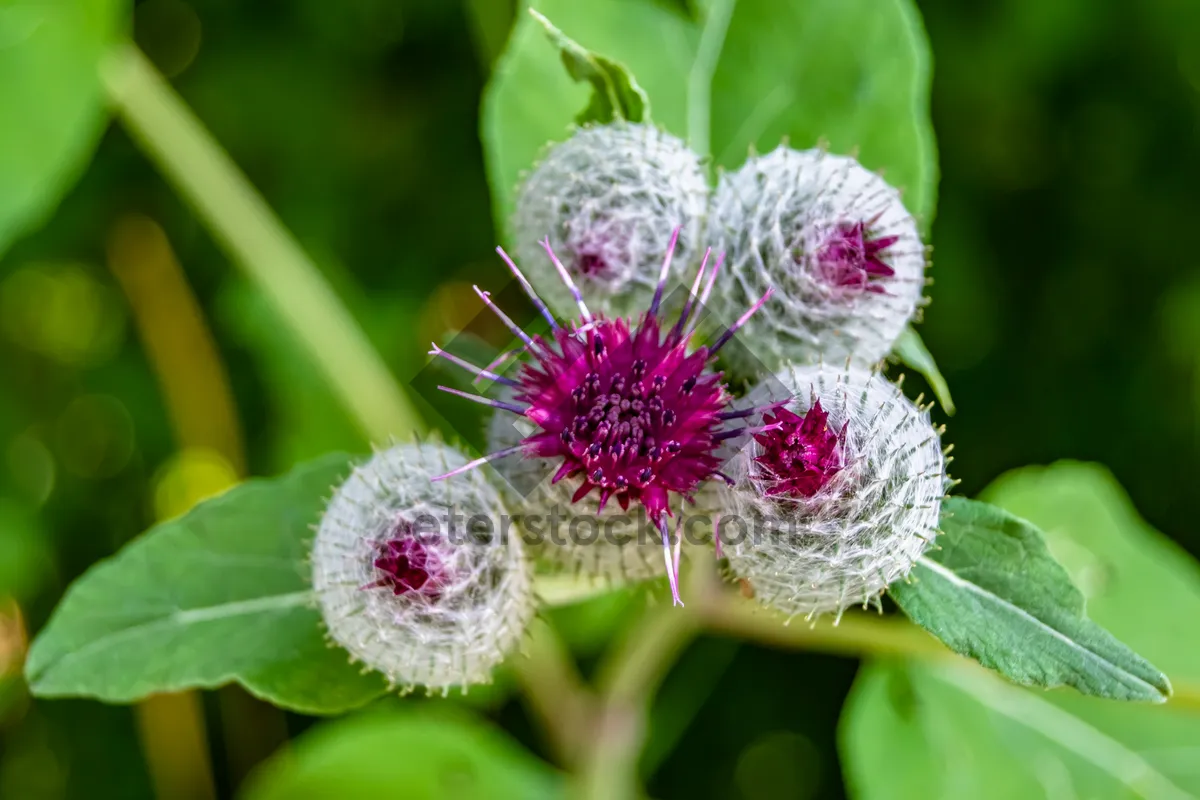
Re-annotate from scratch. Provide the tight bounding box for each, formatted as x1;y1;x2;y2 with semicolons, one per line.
917;556;1161;696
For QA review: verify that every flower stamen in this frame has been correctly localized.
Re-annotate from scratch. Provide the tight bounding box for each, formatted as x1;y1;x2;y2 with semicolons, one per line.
429;343;518;387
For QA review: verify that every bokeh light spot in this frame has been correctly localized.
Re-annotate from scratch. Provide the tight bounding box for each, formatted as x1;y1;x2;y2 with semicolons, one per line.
54;395;136;479
0;599;28;679
6;433;55;506
152;448;239;522
418;280;489;347
733;730;820;800
0;499;54;605
1;262;125;367
134;0;203;78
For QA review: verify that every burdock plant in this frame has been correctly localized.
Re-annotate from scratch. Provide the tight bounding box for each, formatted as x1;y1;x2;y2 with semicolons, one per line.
20;5;1187;800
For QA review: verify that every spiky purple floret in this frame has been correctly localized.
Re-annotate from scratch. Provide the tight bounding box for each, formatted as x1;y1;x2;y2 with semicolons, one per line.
363;520;445;599
812;220;899;295
517;314;726;520
753;400;844;497
430;231;773;606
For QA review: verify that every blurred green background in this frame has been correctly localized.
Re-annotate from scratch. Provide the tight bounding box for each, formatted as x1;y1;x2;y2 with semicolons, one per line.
1;0;1199;797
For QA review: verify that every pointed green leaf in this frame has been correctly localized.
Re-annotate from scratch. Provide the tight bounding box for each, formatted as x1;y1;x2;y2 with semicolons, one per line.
529;9;649;125
242;706;564;800
890;496;1170;701
25;453;390;715
982;461;1200;684
892;326;954;414
0;0;126;260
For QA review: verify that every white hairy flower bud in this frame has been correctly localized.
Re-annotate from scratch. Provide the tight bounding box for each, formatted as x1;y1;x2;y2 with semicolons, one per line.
709;146;927;373
716;364;946;619
512;122;709;317
312;441;533;690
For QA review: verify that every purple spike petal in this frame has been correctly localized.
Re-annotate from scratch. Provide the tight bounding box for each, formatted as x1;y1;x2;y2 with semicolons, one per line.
697;252;725;310
540;238;593;324
648;226;681;317
473;347;522;386
431;443;526;481
551;462;575;484
671;247;712;339
473;285;541;352
657;515;684;607
429;343;518;387
672;514;683;578
709;287;775;355
496;246;559;331
436;385;528;415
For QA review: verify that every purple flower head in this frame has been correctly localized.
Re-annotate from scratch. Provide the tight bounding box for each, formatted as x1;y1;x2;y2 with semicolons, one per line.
430;230;774;606
753;400;845;498
812;220;899;295
518;314;726;519
363;519;445;599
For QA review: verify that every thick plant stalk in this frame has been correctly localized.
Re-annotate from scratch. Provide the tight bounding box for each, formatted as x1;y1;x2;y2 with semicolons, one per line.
100;44;422;445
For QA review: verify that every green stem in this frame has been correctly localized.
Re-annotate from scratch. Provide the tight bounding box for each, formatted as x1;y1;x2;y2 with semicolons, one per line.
511;618;596;768
578;603;700;800
100;44;422;445
698;591;950;660
575;563;711;800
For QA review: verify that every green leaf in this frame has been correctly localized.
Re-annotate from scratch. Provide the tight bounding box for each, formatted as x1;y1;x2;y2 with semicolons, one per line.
0;0;126;260
842;463;1200;799
982;461;1200;684
241;706;564;800
841;660;1194;800
483;0;936;228
892;326;954;414
890;496;1170;701
25;453;390;715
529;9;649;126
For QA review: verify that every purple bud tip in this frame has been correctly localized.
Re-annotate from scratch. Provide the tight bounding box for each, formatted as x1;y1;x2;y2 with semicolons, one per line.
753;400;844;497
811;221;898;294
364;520;445;599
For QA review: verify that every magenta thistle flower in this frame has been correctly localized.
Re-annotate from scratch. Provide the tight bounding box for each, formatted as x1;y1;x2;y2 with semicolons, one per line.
364;521;445;599
753;400;845;497
429;230;774;606
813;221;899;295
